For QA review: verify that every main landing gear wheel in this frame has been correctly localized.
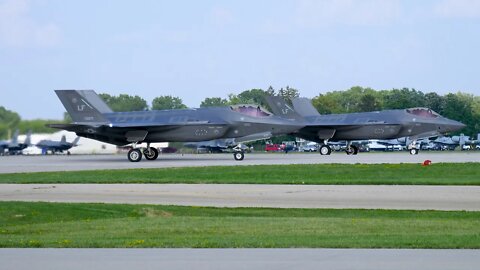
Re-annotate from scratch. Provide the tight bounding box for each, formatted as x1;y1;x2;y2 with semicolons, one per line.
319;145;332;155
346;145;359;155
128;149;142;162
143;147;159;161
233;152;245;161
409;148;419;155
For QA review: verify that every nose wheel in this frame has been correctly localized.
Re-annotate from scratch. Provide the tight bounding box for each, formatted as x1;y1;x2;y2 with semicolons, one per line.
233;152;245;161
409;148;419;155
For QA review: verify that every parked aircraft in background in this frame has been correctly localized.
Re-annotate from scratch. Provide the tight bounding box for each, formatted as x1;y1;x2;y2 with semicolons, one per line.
265;96;465;155
376;137;431;151
50;90;304;162
0;130;31;155
36;135;80;155
431;134;478;150
0;130;19;155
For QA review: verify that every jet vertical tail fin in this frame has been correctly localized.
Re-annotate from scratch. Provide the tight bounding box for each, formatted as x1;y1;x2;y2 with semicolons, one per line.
72;137;80;146
55;90;109;124
60;135;66;144
264;96;304;121
23;130;32;145
292;98;321;117
11;129;19;144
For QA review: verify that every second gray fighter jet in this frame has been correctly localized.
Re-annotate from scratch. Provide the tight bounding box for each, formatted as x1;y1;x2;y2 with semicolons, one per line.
265;96;465;155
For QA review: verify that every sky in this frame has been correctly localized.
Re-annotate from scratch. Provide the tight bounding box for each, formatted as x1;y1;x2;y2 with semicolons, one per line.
1;0;480;119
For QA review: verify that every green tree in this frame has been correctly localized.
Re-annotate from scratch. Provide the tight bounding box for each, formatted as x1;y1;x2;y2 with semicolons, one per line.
312;86;382;114
152;96;187;110
278;86;300;101
200;97;229;107
443;92;478;136
99;93;148;112
381;88;425;109
0;106;21;139
424;92;445;114
18;119;58;134
358;93;380;112
311;94;342;114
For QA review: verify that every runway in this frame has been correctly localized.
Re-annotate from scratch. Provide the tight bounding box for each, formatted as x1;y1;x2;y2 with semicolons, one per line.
1;249;479;270
2;184;479;210
0;152;479;173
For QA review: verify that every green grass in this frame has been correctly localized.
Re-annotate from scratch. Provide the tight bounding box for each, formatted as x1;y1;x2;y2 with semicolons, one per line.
1;202;479;248
0;163;479;185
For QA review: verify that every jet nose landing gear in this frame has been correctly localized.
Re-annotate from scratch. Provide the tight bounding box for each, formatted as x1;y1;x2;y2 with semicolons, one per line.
409;148;419;155
233;151;245;161
232;143;245;161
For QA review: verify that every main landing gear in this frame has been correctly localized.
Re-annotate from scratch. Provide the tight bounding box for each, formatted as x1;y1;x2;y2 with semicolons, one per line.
345;144;359;155
319;139;332;155
127;143;159;162
318;140;358;156
319;145;332;155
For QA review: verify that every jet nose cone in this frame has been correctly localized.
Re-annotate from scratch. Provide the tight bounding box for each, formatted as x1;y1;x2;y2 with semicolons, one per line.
448;120;466;132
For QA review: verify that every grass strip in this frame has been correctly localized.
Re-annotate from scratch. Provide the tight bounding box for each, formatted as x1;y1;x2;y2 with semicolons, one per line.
0;163;479;185
1;201;479;248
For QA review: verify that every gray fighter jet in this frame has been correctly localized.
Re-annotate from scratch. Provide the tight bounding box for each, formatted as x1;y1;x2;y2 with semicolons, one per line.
431;134;475;150
36;135;80;155
265;96;465;155
49;90;304;162
0;130;31;155
0;130;19;155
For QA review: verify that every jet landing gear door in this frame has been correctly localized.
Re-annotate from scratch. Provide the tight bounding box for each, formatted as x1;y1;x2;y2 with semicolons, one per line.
317;129;336;156
125;130;148;143
317;129;336;140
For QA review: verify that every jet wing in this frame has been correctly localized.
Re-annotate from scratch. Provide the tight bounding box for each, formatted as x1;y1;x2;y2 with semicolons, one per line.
111;120;228;128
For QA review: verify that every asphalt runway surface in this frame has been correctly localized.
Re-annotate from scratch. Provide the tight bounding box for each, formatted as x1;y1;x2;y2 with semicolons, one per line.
1;152;479;173
1;249;479;270
2;184;479;211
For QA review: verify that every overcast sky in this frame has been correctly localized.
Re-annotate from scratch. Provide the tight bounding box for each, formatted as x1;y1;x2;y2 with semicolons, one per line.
1;0;480;119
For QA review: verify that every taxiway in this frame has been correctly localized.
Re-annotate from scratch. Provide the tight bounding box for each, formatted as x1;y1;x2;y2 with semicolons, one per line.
2;184;479;211
0;152;479;173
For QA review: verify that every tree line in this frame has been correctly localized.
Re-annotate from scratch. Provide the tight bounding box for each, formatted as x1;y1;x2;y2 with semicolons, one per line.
1;86;479;139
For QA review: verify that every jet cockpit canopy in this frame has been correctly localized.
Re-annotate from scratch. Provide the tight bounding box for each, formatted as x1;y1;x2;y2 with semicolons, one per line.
406;108;440;118
230;105;272;118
